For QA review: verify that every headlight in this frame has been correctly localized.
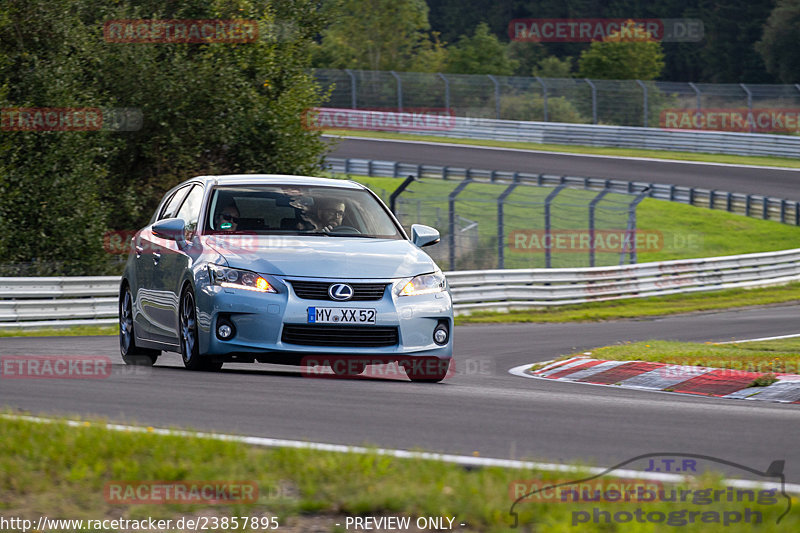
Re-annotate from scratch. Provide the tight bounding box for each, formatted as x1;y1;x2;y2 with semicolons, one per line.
208;265;276;293
398;271;446;296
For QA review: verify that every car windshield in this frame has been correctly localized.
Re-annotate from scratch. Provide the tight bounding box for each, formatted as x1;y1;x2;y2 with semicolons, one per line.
204;184;403;239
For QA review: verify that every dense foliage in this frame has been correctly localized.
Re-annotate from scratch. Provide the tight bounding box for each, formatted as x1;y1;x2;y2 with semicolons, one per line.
0;0;328;274
314;0;796;83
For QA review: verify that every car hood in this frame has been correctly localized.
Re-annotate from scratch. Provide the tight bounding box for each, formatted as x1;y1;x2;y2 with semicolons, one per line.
201;235;439;279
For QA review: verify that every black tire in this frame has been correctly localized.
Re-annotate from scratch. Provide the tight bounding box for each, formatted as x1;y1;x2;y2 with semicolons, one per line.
180;285;223;371
119;285;160;366
402;357;450;383
331;360;366;377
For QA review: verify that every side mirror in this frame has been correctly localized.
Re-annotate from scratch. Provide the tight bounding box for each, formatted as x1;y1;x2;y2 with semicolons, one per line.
411;224;440;248
152;217;187;244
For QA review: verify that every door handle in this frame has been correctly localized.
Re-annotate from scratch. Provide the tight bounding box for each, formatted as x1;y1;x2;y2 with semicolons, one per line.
152;250;161;265
135;245;144;258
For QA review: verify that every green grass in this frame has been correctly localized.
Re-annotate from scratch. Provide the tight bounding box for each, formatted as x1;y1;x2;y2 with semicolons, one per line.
456;282;800;324
346;175;800;268
562;337;800;376
2;412;795;532
324;129;800;168
0;325;116;337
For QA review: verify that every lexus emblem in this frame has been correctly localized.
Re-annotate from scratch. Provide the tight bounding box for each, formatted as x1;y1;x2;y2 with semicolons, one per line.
328;283;354;301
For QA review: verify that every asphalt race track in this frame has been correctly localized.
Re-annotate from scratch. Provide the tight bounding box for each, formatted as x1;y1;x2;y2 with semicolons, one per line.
2;305;800;481
328;136;800;201
3;139;800;487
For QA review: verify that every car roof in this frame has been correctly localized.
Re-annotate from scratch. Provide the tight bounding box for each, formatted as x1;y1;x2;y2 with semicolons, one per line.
189;174;365;189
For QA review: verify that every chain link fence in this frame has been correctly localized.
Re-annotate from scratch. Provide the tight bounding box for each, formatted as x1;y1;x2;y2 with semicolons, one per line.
388;177;645;270
314;69;800;130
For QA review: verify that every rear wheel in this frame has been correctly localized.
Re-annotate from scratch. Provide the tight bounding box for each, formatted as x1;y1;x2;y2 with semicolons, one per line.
402;357;450;383
180;286;223;371
119;286;159;366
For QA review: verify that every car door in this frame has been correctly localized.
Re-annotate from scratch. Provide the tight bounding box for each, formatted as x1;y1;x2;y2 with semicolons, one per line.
149;184;204;344
135;185;191;341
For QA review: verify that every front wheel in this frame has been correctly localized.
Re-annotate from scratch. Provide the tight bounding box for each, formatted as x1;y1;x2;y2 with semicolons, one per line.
119;286;159;366
401;357;450;383
180;286;223;372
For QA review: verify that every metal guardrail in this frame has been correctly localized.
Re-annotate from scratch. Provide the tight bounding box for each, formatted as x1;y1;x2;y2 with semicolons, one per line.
323;110;800;158
2;248;800;327
325;157;800;226
315;69;800;136
448;247;800;312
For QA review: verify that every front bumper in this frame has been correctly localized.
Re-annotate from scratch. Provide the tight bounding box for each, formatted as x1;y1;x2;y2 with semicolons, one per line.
195;276;453;362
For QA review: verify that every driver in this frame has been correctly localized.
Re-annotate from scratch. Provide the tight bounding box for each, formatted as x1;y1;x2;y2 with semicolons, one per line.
214;203;239;232
309;198;346;232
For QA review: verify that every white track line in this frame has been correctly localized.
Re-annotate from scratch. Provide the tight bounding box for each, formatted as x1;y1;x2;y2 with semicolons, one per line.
4;412;799;494
715;333;800;344
325;135;800;172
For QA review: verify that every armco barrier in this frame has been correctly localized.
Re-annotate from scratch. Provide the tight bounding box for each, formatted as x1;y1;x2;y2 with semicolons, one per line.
321;109;800;158
325;157;800;226
2;248;799;327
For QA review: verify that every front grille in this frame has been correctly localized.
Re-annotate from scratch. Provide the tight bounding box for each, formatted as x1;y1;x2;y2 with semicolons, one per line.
288;280;387;301
281;325;398;347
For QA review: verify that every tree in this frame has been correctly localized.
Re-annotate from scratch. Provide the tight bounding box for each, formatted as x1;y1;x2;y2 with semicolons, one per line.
507;40;547;77
0;0;328;275
533;57;573;78
757;0;800;83
313;0;443;72
578;21;665;80
446;23;518;75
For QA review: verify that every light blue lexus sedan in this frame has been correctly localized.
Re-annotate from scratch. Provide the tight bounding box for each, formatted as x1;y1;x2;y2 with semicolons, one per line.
119;175;453;382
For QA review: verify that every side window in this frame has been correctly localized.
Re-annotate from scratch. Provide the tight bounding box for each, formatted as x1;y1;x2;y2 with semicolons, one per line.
174;185;204;239
159;186;191;220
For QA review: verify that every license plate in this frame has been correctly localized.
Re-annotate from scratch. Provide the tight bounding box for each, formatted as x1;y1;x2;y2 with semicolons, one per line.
307;307;376;324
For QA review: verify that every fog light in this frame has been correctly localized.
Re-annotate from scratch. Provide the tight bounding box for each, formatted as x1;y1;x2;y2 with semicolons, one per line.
218;324;233;339
216;316;236;341
433;325;449;345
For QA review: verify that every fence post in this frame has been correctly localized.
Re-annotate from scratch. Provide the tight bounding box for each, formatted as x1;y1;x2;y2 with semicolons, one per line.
544;184;567;268
688;82;701;114
741;83;753;133
487;74;500;119
437;72;450;111
344;69;357;109
389;175;416;216
390;70;403;111
535;76;549;122
623;188;650;265
584;78;597;124
636;80;648;127
588;189;610;267
497;181;519;269
449;179;473;270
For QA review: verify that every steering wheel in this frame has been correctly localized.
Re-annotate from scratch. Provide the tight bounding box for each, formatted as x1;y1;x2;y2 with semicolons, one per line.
330;225;361;234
